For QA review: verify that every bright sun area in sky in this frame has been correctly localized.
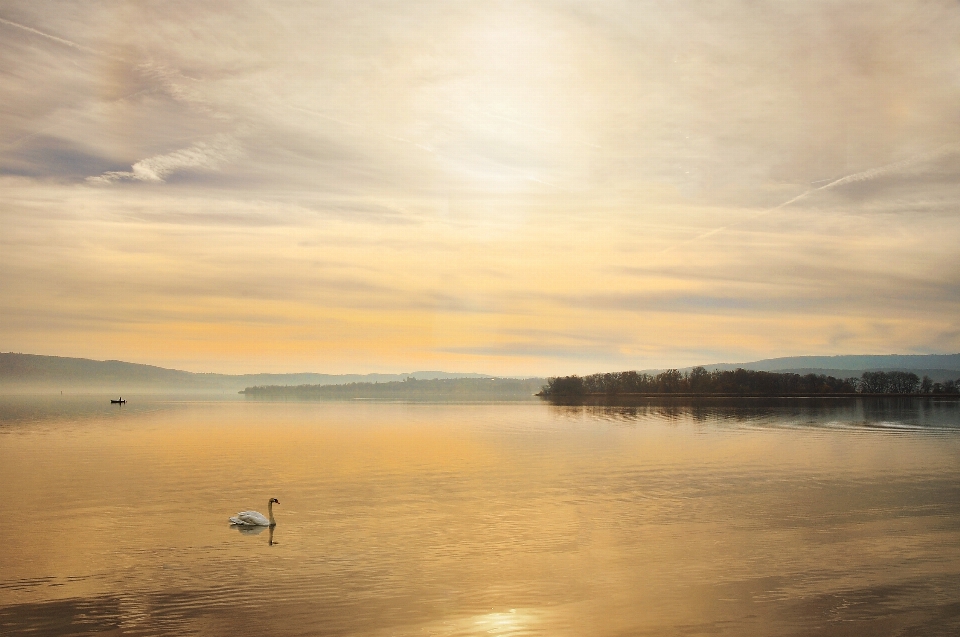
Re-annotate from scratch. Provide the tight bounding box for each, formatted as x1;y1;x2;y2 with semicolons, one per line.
1;2;959;375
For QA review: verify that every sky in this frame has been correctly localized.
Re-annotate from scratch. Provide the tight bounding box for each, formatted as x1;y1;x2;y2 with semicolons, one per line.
1;1;959;375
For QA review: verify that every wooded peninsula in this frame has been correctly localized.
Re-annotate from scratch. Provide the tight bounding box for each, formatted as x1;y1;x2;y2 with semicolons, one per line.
539;368;960;399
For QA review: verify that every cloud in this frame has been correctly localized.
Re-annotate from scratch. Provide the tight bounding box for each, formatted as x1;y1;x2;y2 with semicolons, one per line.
87;134;241;184
137;60;226;119
0;15;121;60
661;145;960;254
2;2;960;373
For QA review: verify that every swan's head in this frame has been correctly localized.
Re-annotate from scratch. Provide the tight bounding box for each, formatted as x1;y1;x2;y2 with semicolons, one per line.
270;498;280;504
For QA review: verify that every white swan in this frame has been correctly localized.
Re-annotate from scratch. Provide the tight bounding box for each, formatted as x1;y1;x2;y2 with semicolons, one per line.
229;498;279;527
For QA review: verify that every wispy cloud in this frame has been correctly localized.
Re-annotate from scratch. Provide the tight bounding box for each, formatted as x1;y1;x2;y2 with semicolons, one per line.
815;145;958;190
137;60;226;119
87;134;241;184
661;145;960;254
0;15;121;60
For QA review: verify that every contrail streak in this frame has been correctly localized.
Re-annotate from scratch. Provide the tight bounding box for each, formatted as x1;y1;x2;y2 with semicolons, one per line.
0;16;123;60
660;145;955;254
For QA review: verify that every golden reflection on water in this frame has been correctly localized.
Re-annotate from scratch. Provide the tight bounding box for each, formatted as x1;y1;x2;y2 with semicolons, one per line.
1;398;959;636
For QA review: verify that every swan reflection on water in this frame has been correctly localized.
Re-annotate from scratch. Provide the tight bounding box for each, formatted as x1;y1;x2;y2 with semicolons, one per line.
232;521;277;545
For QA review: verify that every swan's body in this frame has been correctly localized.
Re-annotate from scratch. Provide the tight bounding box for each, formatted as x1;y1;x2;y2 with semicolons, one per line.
230;498;279;527
230;510;271;526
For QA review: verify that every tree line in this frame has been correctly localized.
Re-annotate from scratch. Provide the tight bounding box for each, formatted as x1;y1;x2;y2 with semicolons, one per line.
540;368;960;398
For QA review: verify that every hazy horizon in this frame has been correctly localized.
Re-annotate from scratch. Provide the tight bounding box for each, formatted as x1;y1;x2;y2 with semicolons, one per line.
2;2;959;375
4;351;960;384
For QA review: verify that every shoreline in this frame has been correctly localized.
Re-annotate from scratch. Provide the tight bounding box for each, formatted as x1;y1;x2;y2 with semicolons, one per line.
539;392;960;398
538;393;960;405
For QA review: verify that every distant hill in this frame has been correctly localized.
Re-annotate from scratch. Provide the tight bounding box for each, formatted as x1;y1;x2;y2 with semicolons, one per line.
631;354;960;383
0;353;493;393
4;351;958;394
697;354;960;373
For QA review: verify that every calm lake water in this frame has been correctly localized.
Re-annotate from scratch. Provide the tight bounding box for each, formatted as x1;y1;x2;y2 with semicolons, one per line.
1;396;959;636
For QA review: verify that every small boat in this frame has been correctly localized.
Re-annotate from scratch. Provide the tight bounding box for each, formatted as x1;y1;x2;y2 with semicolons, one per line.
111;397;126;404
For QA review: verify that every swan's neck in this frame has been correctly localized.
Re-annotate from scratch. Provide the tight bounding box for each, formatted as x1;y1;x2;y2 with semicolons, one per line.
268;501;276;525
